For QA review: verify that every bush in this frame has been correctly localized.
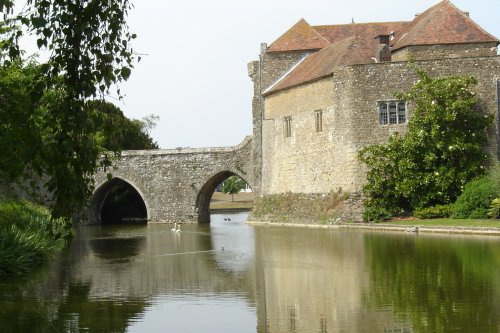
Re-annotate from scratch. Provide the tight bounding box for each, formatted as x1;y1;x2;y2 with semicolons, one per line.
358;69;492;214
452;177;498;219
0;201;72;276
414;204;453;219
487;198;500;219
363;206;392;223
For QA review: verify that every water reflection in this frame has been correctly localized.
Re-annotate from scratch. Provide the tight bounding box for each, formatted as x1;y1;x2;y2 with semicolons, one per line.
210;213;255;275
1;215;500;332
365;232;500;333
253;227;406;332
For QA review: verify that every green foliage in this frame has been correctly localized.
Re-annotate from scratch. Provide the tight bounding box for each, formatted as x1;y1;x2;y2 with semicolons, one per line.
414;204;452;219
487;198;500;219
362;206;391;223
87;100;159;150
359;67;492;214
0;201;72;276
0;1;138;218
19;0;136;98
452;176;499;219
220;176;246;202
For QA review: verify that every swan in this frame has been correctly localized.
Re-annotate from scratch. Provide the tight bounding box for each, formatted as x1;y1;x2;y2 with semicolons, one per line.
171;222;177;232
176;224;181;233
405;226;419;233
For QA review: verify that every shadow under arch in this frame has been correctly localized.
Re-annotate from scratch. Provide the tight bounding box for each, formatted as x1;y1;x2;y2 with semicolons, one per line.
196;171;253;223
89;177;149;225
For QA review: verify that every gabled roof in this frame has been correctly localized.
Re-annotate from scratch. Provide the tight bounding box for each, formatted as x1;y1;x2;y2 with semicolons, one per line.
392;0;499;50
314;21;409;48
265;35;374;95
267;19;331;53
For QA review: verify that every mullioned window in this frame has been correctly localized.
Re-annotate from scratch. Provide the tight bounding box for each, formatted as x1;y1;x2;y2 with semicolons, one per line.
378;101;406;125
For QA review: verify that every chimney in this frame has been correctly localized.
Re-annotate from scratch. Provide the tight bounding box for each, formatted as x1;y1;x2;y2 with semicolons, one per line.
375;34;390;46
376;44;392;62
260;43;268;54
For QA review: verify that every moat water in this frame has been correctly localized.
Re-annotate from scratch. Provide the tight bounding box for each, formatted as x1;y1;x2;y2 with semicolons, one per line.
1;212;500;332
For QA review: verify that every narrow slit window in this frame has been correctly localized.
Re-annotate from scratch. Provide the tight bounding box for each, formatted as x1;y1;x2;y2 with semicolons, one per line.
315;110;323;132
284;116;292;138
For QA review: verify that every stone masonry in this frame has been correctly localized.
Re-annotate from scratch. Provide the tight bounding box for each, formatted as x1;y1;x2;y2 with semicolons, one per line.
247;1;500;221
89;137;254;224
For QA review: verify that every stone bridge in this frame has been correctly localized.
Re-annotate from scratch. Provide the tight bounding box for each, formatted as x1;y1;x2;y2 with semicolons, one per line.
88;136;255;224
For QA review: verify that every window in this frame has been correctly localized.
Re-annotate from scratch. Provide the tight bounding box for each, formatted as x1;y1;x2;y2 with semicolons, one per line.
284;116;292;138
378;101;406;125
379;103;388;124
398;103;406;124
314;110;323;132
389;102;397;124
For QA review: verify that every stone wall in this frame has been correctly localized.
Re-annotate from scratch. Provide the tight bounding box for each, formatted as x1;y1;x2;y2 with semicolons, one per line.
259;55;500;209
248;47;310;196
343;56;500;158
261;78;358;194
89;137;254;224
392;43;498;62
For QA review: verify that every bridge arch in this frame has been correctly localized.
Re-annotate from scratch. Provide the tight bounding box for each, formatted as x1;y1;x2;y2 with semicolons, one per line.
89;177;150;225
196;170;254;223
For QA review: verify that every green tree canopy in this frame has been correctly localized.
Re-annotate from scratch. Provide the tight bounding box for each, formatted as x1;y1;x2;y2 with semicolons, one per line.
0;1;137;218
359;67;493;213
87;100;159;151
220;176;246;202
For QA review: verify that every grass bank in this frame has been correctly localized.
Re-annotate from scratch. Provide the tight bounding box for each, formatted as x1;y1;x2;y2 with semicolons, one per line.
248;190;360;224
383;218;500;228
209;192;254;211
0;201;72;277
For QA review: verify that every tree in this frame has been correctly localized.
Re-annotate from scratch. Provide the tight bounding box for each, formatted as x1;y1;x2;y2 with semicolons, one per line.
87;100;159;150
358;67;493;213
220;176;246;202
141;114;160;136
0;1;137;218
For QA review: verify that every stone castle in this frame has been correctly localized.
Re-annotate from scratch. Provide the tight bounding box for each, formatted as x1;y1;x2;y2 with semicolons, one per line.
248;0;500;207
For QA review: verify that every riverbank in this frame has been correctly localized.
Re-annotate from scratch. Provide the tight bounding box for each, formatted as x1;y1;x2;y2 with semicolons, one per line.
247;220;500;236
209;192;254;211
0;200;72;276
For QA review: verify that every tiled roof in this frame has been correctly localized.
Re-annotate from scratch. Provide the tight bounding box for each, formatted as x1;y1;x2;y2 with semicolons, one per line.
314;21;409;48
267;19;331;53
265;35;374;95
392;0;499;50
264;0;499;94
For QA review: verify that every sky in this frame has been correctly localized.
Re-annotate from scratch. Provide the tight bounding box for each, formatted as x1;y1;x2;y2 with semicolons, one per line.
17;0;500;148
